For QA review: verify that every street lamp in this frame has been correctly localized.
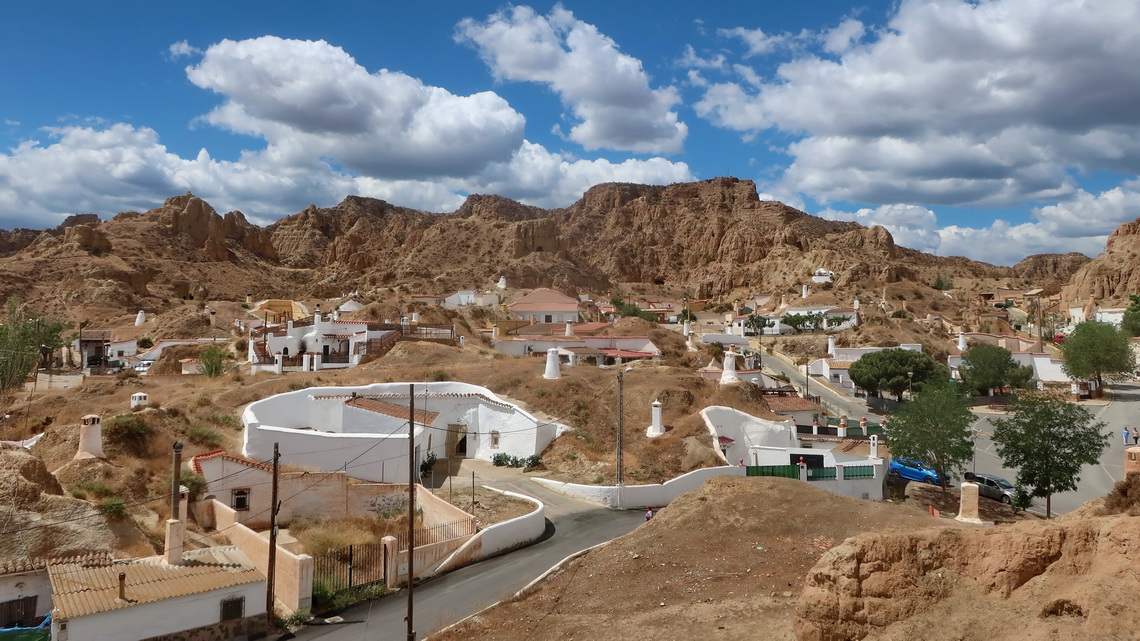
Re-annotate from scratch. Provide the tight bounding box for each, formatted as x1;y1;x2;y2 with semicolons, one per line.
907;370;914;399
615;366;633;492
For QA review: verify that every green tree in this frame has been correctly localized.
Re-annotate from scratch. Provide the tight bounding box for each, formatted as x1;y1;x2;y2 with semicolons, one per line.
781;313;810;334
825;314;849;329
1059;321;1135;389
991;395;1109;517
196;346;229;377
1121;295;1140;337
0;300;69;397
959;343;1034;395
848;348;942;400
884;381;974;492
744;314;774;336
678;308;696;322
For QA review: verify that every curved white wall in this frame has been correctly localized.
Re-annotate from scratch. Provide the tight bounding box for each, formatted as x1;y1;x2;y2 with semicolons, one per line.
532;465;746;509
701;406;798;465
431;488;545;576
243;382;568;481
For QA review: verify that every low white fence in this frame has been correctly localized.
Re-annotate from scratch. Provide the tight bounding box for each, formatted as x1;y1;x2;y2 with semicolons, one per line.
532;466;747;509
429;488;545;576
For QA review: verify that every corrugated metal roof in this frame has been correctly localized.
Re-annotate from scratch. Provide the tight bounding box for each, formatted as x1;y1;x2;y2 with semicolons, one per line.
49;547;262;618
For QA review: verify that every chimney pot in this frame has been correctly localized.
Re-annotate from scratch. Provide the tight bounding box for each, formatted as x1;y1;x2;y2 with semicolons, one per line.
118;572;126;601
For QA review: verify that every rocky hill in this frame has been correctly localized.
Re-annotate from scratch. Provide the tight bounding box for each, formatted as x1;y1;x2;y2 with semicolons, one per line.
1062;219;1140;303
0;178;1106;324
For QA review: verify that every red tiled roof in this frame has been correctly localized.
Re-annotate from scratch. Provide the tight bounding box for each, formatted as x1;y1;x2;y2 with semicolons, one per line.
346;396;439;424
190;450;272;476
826;360;856;368
507;289;579;312
601;349;657;358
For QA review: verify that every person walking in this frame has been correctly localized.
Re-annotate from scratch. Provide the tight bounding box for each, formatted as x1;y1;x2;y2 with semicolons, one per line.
1134;429;1139;446
645;507;655;521
1124;426;1132;446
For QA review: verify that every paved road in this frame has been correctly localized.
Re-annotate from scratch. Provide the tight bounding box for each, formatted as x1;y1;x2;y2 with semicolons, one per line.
295;468;643;640
970;383;1136;516
750;339;884;422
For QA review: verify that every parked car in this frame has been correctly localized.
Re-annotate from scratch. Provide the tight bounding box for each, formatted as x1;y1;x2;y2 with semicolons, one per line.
888;458;941;485
974;473;1016;504
134;360;154;373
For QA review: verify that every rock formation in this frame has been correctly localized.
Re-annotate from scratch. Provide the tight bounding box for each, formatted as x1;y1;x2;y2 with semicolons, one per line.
1062;218;1140;304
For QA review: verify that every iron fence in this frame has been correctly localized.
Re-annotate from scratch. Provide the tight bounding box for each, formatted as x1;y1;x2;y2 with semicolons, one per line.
807;467;838;481
395;517;476;551
312;543;387;591
746;465;799;478
844;465;876;479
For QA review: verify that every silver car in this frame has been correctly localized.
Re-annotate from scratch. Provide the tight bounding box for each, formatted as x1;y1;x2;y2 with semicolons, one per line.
975;473;1015;504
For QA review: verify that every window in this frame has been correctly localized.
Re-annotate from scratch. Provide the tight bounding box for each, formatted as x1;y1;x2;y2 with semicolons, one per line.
231;489;250;511
220;596;245;622
490;430;501;449
544;315;552;323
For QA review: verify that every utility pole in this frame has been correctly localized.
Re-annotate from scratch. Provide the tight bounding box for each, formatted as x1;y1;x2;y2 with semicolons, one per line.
266;442;279;631
407;383;416;641
616;370;625;490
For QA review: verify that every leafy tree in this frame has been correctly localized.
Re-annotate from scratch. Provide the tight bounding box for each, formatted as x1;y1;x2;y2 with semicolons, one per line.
959;344;1035;395
825;314;849;329
137;336;155;349
781;313;810;334
197;346;229;377
807;312;826;332
1059;321;1135;389
848;348;942;400
991;395;1109;517
678;308;696;322
932;273;953;290
0;300;69;397
884;381;974;492
744;314;774;336
1121;295;1140;337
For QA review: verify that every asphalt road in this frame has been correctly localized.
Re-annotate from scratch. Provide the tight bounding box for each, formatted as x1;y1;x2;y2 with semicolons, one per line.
970;382;1136;516
294;480;643;640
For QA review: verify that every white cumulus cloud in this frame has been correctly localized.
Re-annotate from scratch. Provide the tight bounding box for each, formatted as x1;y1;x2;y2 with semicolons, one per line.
456;5;687;154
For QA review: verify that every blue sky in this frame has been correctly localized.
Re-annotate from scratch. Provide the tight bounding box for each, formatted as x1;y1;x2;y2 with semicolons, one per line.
2;0;1139;265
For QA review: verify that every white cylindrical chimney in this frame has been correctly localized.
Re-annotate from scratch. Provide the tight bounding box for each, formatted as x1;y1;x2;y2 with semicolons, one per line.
565;322;575;337
134;310;146;326
75;415;106;460
647;399;664;437
497;276;507;290
870;434;879;459
543;348;562;379
720;349;740;385
958;332;967;352
802;284;809;299
853;297;860;310
827;336;836;356
683;319;691;336
492;323;501;339
411;312;420;323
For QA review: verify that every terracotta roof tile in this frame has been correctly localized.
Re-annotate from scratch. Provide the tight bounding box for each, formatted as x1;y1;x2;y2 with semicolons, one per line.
346;396;439;424
764;396;824;412
190;450;272;476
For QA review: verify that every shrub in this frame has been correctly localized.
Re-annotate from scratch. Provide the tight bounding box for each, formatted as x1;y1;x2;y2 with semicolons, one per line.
187;425;223;448
197;346;228;377
492;453;511;467
98;497;127;519
136;337;154;349
890;310;908;319
74;481;115;498
288;381;308;391
280;608;311;628
534;388;550;398
1011;486;1034;512
564;452;577;461
429;369;450;382
179;470;207;502
419;452;437;476
195;395;213;407
103;414;152;445
592;475;605;484
234;337;248;352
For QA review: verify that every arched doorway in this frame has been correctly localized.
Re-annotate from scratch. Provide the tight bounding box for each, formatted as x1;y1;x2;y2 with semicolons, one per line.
446;424;468;458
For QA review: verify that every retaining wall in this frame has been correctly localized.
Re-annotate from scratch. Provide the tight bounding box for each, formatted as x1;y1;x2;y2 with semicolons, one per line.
430;488;545;576
532;466;747;509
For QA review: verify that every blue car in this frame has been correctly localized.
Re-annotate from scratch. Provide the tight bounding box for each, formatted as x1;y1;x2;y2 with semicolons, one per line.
888;458;941;485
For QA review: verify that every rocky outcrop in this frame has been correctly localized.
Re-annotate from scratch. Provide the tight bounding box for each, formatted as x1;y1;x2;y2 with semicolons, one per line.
0;445;115;559
62;224;112;254
795;516;1140;641
152;192;277;262
1062;218;1140;304
1012;252;1091;285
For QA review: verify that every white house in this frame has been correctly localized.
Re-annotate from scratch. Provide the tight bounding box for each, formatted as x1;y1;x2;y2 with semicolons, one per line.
493;335;662;365
0;562;51;630
810;344;923;391
242;382;570;482
749;305;857;335
507;289;580;323
810;268;834;284
48;549;265;641
947;351;1098;398
700;406;885;500
248;310;397;373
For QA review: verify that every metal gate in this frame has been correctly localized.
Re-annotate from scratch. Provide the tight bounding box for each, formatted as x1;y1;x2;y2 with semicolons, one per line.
312;543;387;591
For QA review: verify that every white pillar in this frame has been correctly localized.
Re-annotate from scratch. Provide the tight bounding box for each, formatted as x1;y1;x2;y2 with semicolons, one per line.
853;297;860;310
302;353;312;372
870;434;879;458
312;352;322;371
827;336;836;356
134;310;146;326
646;399;664;437
411;312;420;323
459;335;466;347
543;348;562;380
75;415;106;460
958;332;967;352
493;324;502;339
497;276;507;290
565;322;575;337
164;519;184;566
802;284;809;298
720;349;740;385
683;320;691;336
274;353;283;375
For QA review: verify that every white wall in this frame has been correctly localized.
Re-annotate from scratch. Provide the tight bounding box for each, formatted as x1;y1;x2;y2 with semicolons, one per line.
701;406;798;466
0;571;52;619
533;466;747;509
243;382;569;481
431;488;544;576
57;581;265;641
